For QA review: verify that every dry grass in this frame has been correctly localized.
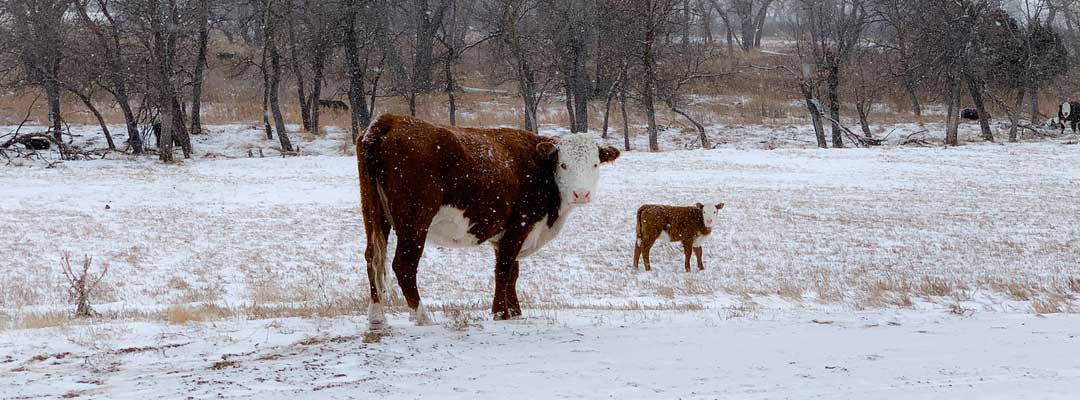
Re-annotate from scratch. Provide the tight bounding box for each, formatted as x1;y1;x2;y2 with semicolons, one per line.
917;276;955;298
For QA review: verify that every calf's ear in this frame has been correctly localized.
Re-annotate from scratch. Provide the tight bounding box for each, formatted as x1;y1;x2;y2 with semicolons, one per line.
694;203;704;209
598;145;620;163
537;140;558;160
716;203;725;210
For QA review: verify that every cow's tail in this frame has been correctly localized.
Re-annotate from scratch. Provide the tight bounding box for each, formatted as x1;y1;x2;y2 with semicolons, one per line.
357;116;394;328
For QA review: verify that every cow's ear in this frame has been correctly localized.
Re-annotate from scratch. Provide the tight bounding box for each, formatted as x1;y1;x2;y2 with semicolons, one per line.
716;203;725;210
598;145;620;163
694;203;704;209
537;140;558;159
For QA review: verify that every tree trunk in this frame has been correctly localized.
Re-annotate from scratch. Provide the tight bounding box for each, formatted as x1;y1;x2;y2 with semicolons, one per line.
827;63;842;148
945;77;961;146
172;98;192;158
44;80;63;147
1009;88;1025;143
71;90;115;150
344;0;372;139
411;0;441;94
752;0;771;48
571;51;590;132
672;105;709;149
286;17;311;131
802;83;827;148
857;102;872;139
265;0;292;152
904;76;921;117
564;80;578;132
261;27;274;140
620;83;630;151
966;76;993;142
310;52;323;134
370;67;382;119
602;72;623;139
190;0;210;135
1028;84;1040;122
643;22;659;152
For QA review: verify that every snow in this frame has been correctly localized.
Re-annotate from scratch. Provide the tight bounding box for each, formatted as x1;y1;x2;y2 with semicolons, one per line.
2;122;1079;398
3;310;1080;398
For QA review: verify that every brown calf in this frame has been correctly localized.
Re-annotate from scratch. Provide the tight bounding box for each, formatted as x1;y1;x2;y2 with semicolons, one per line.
357;114;620;330
634;203;724;272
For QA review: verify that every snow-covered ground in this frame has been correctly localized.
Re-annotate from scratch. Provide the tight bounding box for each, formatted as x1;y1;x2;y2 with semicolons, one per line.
5;309;1080;399
2;122;1079;398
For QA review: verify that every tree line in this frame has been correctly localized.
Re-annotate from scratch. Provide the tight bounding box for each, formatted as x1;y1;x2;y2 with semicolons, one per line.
0;0;1077;161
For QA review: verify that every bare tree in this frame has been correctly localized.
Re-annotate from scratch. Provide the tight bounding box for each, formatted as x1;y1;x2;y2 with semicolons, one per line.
262;0;293;151
796;0;871;148
190;0;211;135
6;0;67;148
73;0;146;154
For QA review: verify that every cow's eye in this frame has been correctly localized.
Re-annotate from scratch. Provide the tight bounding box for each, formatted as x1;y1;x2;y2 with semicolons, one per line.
560;163;568;170
593;163;598;168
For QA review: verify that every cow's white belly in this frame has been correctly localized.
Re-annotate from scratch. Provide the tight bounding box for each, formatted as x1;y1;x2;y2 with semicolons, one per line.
518;206;571;258
427;206;482;248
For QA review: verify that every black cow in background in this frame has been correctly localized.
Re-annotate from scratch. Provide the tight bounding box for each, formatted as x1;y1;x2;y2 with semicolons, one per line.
1059;101;1080;134
961;108;991;121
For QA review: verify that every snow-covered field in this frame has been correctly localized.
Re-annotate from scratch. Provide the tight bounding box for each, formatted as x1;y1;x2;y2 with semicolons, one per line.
2;123;1079;398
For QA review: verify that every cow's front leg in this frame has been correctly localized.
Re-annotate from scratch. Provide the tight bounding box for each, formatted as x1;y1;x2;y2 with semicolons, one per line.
494;237;525;320
694;246;704;271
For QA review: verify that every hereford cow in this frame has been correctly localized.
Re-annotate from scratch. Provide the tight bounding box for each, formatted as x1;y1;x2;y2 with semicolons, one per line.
357;114;620;330
1059;101;1080;134
634;203;724;272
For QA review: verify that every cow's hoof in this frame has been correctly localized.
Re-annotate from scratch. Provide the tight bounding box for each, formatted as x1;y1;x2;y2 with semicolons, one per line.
367;303;388;331
409;302;434;326
493;310;514;320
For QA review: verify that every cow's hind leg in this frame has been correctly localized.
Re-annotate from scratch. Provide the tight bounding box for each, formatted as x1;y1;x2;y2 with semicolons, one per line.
364;219;391;331
640;234;658;272
392;232;433;326
694;246;704;271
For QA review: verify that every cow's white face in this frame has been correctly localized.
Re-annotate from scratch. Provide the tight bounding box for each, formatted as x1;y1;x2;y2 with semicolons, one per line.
1062;102;1072;121
700;203;725;227
538;134;620;207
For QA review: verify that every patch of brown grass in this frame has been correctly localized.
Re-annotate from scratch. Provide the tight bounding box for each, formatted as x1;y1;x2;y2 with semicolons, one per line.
917;276;954;298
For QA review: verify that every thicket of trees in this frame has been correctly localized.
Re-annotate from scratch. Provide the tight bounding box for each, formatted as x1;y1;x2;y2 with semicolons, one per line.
0;0;1078;161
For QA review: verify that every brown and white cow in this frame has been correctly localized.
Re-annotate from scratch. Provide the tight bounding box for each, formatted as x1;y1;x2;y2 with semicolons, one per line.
357;114;620;330
633;203;724;272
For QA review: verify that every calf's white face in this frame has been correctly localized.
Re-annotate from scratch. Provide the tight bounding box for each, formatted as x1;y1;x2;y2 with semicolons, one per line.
1063;102;1072;120
538;134;620;207
701;202;725;228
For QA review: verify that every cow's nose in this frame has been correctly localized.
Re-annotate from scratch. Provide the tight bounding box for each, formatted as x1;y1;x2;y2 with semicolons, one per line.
572;190;591;204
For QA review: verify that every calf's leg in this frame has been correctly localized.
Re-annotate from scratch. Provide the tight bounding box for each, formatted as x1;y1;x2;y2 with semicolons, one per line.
640;235;658;272
682;241;694;272
694;246;704;271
